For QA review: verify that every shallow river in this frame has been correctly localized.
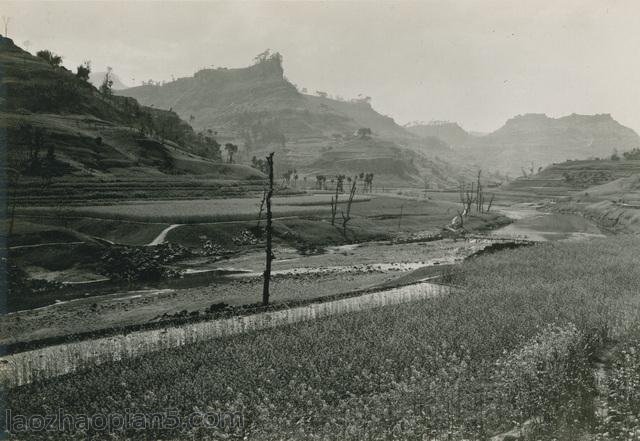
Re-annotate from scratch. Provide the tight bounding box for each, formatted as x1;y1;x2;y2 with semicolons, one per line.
494;204;605;241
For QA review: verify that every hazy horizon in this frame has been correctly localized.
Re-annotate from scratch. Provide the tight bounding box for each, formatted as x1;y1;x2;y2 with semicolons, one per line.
3;0;640;133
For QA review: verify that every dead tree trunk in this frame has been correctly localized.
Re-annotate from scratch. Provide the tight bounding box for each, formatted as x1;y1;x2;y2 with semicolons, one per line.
456;209;464;228
330;182;339;226
475;170;482;213
486;194;495;213
262;153;274;307
256;189;267;234
341;179;357;239
460;182;475;216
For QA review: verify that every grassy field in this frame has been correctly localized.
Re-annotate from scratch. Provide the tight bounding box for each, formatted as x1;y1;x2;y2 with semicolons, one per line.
8;236;640;440
17;194;372;223
16;194;503;248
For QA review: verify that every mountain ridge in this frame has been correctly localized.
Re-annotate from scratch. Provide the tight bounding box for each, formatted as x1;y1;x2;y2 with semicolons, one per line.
119;55;419;144
454;113;640;175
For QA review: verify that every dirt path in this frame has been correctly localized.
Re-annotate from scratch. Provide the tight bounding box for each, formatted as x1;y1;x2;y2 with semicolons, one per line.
147;224;182;245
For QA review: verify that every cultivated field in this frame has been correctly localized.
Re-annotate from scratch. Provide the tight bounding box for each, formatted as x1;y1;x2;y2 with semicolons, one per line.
8;236;640;440
17;194;372;223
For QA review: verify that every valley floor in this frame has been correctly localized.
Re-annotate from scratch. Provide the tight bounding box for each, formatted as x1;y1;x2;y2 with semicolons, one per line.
8;190;637;440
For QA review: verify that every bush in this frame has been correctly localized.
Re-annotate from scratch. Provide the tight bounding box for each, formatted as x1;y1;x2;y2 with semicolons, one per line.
36;49;63;67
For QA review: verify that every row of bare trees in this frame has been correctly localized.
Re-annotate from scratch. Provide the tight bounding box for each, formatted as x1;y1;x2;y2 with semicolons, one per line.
315;173;374;193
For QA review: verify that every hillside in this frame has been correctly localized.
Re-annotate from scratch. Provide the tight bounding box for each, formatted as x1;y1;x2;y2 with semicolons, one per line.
0;37;263;202
307;137;465;188
118;53;477;186
456;113;640;176
119;54;418;144
405;121;472;148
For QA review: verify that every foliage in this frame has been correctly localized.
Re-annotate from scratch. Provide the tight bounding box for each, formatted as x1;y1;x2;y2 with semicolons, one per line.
7;123;68;181
99;67;114;97
562;170;613;187
36;49;63;67
623;148;640;160
357;127;372;139
251;155;269;173
595;339;640;439
75;60;91;82
224;143;238;163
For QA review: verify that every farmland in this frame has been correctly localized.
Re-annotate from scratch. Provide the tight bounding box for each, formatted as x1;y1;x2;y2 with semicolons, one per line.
8;236;640;440
17;194;372;223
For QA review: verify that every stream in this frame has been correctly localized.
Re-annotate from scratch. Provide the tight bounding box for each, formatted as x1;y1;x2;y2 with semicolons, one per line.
493;204;605;241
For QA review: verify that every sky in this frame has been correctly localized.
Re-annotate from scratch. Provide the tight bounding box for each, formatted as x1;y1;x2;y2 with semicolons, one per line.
3;0;640;133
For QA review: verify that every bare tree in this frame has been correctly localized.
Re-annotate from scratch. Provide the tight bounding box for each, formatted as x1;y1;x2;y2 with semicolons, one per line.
2;16;10;38
341;179;357;239
459;182;475;216
262;153;274;306
99;67;114;97
486;194;495;213
330;182;339;226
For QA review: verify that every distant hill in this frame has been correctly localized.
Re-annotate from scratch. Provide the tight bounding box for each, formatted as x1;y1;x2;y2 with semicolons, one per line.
119;54;417;143
405;121;472;148
307;137;468;188
89;71;128;90
1;36;261;186
118;53;474;185
457;113;640;176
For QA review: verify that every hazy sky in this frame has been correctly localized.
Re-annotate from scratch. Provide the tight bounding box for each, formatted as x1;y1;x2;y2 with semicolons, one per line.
3;0;640;132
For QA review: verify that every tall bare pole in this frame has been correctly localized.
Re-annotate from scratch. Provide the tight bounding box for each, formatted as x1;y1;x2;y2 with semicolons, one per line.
262;152;274;306
2;16;10;38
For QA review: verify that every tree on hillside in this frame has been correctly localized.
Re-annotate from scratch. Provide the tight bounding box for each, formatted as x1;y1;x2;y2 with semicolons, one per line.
623;148;640;160
224;143;238;163
611;149;620;161
251;156;268;173
202;133;221;160
357;128;372;139
100;67;114;97
2;16;10;38
36;49;63;67
76;60;91;82
254;49;272;64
